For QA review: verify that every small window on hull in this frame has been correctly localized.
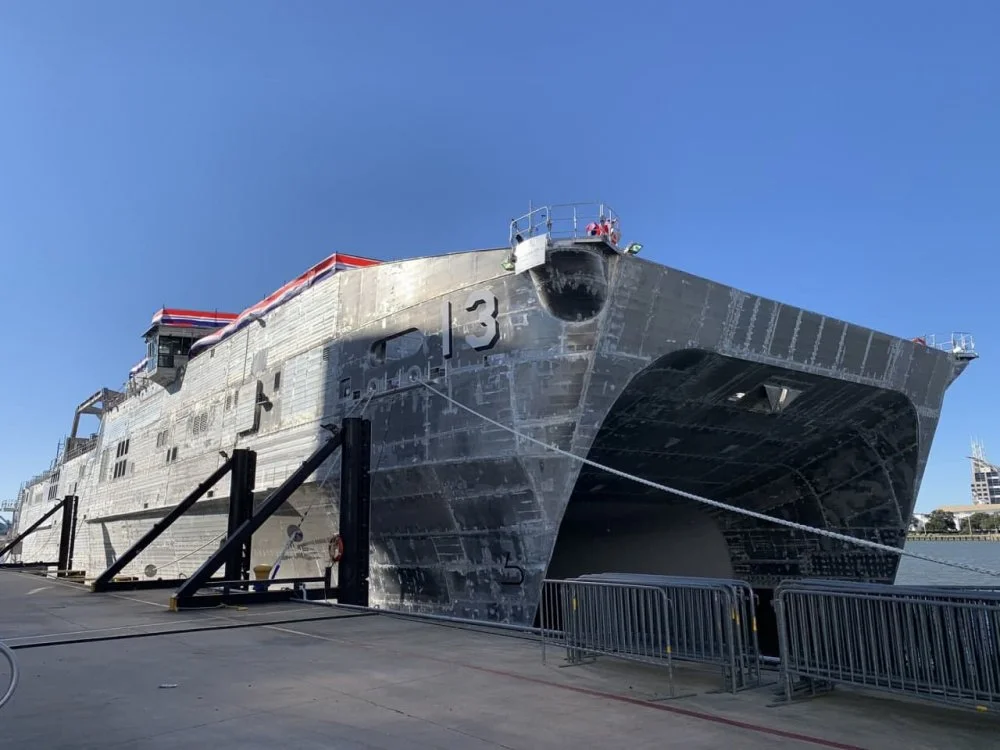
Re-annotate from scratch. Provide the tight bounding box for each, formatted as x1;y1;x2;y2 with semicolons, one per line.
370;328;424;365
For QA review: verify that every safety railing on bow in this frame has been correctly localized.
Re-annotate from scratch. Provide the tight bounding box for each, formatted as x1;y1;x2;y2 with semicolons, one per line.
509;203;622;248
775;579;1000;711
917;332;978;358
539;578;675;695
577;573;762;693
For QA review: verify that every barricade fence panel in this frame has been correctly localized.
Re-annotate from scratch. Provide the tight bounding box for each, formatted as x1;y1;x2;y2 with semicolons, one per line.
575;573;761;693
776;580;1000;711
539;578;675;695
540;574;761;694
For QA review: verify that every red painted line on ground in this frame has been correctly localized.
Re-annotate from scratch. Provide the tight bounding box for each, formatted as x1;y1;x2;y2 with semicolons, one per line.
267;617;869;749
465;663;868;750
0;579;869;749
196;611;871;750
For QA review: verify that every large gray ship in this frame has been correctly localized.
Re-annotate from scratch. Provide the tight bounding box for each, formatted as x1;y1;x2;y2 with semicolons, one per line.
4;202;978;627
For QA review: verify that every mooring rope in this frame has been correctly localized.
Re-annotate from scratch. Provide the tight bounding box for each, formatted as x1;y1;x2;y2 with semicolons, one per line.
0;640;19;710
270;387;379;578
419;381;1000;580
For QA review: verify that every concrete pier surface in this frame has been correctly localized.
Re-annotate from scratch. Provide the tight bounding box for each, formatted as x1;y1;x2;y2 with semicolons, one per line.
0;571;995;749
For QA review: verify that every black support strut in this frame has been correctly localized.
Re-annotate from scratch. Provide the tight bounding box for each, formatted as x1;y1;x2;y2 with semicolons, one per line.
224;449;257;586
91;456;242;592
0;495;71;565
171;428;344;610
338;417;371;607
56;495;79;576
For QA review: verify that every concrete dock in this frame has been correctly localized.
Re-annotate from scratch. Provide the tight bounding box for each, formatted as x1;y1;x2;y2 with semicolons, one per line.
0;571;996;749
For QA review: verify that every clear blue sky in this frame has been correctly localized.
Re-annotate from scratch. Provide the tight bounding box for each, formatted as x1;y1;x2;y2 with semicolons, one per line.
0;1;996;514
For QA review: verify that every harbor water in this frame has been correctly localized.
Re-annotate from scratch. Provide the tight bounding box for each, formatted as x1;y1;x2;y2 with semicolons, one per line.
897;540;1000;586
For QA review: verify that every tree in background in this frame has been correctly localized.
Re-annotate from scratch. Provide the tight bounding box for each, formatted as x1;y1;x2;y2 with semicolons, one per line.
967;512;1000;532
923;510;956;533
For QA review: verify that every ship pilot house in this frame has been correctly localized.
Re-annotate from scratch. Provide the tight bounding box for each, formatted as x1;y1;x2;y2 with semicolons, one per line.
141;309;237;387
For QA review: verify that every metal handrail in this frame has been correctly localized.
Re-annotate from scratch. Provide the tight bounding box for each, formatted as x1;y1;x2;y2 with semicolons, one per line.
509;202;621;248
918;332;977;356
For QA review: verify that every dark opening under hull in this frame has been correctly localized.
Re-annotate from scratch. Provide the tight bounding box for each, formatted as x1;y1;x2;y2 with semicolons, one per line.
549;349;918;588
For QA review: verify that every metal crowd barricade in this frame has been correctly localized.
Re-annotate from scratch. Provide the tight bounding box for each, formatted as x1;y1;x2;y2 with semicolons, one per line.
775;579;1000;711
539;578;674;694
577;573;762;693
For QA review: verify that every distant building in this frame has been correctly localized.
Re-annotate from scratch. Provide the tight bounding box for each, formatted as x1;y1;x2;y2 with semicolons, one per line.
917;443;1000;524
971;439;1000;505
0;498;15;530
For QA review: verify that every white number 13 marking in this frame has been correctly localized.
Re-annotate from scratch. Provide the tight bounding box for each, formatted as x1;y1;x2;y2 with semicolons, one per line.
441;290;500;358
464;291;499;351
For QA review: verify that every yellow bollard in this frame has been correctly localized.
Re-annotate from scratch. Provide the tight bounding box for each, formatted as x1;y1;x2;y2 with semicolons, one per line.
253;564;273;592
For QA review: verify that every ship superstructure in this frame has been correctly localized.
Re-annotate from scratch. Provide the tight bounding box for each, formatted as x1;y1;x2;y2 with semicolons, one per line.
5;203;979;626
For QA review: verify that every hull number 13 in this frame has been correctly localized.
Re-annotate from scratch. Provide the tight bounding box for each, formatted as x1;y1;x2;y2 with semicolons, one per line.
442;290;500;358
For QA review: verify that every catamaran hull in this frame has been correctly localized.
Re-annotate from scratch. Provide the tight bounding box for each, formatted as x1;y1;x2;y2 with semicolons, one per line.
9;243;966;627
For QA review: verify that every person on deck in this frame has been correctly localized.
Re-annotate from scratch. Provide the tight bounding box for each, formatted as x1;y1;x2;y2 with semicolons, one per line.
586;217;619;245
604;217;620;245
586;218;608;237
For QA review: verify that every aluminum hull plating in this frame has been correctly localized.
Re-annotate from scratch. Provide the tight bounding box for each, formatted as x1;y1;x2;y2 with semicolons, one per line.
9;241;970;626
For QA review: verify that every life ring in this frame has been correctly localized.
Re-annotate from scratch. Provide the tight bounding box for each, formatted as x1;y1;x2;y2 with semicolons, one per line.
329;534;344;563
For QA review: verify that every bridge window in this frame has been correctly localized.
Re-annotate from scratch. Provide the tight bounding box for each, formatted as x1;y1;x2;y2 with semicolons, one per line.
153;336;193;369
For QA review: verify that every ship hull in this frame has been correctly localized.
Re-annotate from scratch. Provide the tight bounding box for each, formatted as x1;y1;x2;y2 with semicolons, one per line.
9;242;963;628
